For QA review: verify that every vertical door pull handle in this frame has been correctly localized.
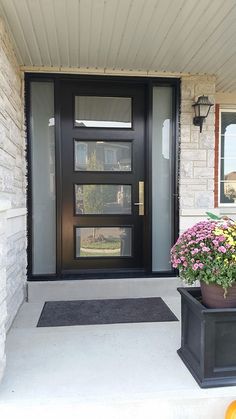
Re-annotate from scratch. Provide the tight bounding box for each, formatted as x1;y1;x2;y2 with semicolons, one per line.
135;181;144;215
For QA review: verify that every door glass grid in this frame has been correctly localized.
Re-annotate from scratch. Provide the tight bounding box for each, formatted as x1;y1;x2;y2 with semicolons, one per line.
59;81;146;271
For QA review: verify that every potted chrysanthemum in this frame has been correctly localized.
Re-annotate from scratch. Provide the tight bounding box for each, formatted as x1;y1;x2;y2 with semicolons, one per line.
172;214;236;388
171;214;236;308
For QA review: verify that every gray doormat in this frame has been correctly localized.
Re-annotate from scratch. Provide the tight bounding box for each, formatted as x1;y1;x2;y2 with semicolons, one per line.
37;297;178;327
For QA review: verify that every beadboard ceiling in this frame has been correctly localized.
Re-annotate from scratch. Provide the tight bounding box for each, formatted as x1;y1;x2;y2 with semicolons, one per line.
1;0;236;92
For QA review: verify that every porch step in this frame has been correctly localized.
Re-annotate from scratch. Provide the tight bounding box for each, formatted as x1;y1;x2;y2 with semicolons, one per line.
27;277;182;302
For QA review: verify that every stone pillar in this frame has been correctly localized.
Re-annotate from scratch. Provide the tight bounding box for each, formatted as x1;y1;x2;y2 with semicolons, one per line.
0;17;27;333
0;199;11;381
179;75;216;232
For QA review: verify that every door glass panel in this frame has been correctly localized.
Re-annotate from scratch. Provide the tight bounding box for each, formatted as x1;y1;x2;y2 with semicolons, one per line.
75;227;132;257
30;81;56;274
75;185;132;214
74;140;132;171
152;86;173;271
74;96;132;128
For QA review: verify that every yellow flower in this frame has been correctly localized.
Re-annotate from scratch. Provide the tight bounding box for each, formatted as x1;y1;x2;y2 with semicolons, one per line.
214;228;224;236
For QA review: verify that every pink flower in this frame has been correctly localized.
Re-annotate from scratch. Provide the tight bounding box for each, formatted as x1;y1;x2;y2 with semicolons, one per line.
191;248;199;255
171;218;236;273
218;246;226;253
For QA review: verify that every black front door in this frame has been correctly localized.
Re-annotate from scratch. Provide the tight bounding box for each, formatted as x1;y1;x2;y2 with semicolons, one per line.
60;80;146;274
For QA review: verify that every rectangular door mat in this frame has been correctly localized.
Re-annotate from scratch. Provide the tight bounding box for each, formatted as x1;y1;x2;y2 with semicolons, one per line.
37;297;178;327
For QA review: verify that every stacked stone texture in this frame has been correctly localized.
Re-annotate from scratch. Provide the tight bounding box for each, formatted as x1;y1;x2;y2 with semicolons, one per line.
0;208;7;381
0;18;26;380
180;76;216;230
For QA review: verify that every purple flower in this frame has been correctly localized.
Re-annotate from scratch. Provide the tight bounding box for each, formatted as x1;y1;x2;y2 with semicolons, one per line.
218;246;226;253
191;248;199;255
171;218;236;275
202;246;210;252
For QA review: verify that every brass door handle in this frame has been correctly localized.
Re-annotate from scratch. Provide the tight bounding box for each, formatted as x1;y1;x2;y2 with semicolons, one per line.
135;181;144;215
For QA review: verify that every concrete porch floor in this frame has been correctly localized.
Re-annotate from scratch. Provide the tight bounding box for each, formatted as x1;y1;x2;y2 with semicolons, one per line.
0;278;235;419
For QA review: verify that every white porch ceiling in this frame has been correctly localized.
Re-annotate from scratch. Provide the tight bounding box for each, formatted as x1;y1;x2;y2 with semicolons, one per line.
1;0;236;92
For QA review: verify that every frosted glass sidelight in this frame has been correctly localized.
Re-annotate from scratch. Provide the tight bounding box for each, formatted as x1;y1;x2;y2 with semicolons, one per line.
31;82;56;274
152;86;173;271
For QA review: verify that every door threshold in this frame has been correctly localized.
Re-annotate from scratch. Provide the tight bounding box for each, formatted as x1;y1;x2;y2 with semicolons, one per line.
27;276;181;302
28;271;177;281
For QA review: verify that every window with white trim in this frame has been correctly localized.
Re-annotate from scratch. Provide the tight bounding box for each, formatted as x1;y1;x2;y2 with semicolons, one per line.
219;110;236;205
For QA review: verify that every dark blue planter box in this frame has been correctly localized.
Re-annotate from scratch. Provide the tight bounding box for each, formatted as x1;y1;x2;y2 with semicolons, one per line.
177;287;236;388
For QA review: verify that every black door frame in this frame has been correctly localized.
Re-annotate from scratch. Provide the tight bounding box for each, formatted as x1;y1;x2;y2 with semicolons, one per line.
25;73;180;281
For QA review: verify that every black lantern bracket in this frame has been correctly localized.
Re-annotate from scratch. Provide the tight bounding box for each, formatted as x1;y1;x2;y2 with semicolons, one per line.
193;95;214;133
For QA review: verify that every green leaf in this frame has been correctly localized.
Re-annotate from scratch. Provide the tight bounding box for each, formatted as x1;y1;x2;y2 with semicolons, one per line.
205;212;221;220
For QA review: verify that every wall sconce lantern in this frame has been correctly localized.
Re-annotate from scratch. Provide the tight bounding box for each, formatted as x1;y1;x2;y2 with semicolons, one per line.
193;95;214;133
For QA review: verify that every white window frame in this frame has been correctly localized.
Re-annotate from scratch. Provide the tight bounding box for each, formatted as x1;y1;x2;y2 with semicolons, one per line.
219;108;236;207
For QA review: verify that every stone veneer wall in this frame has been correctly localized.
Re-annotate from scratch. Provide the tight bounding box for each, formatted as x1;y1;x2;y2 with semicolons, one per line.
180;75;216;232
0;17;26;380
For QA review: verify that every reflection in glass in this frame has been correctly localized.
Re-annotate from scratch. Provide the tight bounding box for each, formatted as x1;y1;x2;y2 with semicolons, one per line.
74;96;132;128
220;112;236;203
75;185;131;214
75;227;132;257
221;181;236;204
74;141;132;171
221;158;236;180
221;134;236;159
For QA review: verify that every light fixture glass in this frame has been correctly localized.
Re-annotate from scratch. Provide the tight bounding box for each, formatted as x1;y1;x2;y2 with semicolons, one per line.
193;95;214;133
